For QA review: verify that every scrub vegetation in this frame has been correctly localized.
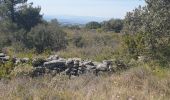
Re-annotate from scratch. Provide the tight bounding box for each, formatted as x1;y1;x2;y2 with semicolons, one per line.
0;0;170;99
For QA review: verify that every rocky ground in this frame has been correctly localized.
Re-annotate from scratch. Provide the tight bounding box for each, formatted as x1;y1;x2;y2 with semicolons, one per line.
1;52;170;100
0;53;128;79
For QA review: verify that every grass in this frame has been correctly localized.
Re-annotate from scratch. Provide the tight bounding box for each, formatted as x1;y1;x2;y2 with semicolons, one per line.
10;64;34;78
57;29;119;61
1;29;170;100
1;65;170;100
57;45;115;62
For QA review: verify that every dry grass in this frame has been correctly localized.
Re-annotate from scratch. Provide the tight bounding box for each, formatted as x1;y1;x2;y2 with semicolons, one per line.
1;65;170;100
57;29;119;61
57;45;115;61
1;30;170;100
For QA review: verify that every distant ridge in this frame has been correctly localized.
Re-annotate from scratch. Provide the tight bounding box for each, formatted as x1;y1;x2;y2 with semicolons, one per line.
44;15;110;25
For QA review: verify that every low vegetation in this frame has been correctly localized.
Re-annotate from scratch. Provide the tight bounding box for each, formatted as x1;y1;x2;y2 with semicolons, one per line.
0;0;170;99
1;65;170;100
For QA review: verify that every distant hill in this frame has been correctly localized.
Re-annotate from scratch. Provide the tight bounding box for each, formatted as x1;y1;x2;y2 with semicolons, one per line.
44;15;110;25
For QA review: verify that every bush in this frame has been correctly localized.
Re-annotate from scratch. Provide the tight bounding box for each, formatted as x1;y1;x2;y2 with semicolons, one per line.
27;23;67;53
0;61;15;78
101;19;123;32
122;0;170;66
85;21;101;29
32;57;46;67
122;33;145;59
10;64;33;77
0;20;18;49
72;34;86;48
15;6;43;31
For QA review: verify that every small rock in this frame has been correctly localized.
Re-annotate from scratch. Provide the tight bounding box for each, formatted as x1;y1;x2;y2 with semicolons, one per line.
0;53;5;57
0;56;10;61
46;55;59;61
21;58;30;63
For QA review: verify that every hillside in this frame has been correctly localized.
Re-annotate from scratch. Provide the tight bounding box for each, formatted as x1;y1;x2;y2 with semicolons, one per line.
44;15;108;25
0;0;170;100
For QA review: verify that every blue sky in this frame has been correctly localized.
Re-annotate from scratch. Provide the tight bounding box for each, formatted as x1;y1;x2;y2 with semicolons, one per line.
29;0;145;19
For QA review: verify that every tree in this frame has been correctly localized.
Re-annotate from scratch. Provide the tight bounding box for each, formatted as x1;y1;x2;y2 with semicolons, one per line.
123;0;170;65
0;0;42;30
15;5;42;31
85;21;101;29
123;6;145;34
101;19;123;32
50;19;60;27
0;0;27;22
0;0;42;50
144;0;170;64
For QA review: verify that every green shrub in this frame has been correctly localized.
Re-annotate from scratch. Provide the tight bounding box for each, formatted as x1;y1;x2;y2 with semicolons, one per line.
27;23;67;53
72;34;86;48
0;61;15;78
122;0;170;66
101;19;123;32
32;57;46;67
10;64;33;77
85;21;101;29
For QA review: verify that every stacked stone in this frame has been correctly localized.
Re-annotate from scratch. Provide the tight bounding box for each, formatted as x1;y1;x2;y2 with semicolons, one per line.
32;55;121;78
0;53;10;61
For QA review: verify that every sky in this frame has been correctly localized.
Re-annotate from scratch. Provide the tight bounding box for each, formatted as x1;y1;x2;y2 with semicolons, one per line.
29;0;145;19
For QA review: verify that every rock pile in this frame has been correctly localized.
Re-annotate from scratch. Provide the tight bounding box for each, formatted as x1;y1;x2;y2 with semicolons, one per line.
0;53;10;62
0;53;129;78
32;55;122;78
0;53;30;65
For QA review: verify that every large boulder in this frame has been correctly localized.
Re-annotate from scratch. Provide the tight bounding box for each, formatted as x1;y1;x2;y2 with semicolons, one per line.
85;65;96;74
65;58;81;78
93;61;100;66
83;60;94;66
96;63;108;71
79;60;96;74
74;60;79;66
44;60;66;70
66;59;74;68
95;60;113;75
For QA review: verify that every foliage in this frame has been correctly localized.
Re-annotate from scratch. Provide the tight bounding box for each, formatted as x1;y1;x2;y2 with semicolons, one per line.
58;30;118;61
15;5;42;31
85;21;101;29
123;33;146;59
27;23;67;53
72;34;85;48
0;0;28;22
10;64;33;77
32;57;46;67
0;60;15;78
123;6;145;34
0;0;43;50
1;65;170;99
0;20;18;49
101;19;124;33
122;0;170;66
